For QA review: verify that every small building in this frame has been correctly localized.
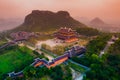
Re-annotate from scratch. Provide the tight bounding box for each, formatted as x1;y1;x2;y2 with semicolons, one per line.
10;31;35;41
33;54;69;68
8;71;23;78
54;27;79;43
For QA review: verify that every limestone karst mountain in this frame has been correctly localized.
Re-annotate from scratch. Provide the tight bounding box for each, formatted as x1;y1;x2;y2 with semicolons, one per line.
13;10;87;32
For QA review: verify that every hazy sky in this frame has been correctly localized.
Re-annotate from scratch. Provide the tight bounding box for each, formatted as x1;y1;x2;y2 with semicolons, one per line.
0;0;120;24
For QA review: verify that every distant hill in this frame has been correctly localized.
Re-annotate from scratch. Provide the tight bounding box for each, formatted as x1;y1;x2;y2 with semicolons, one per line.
0;18;23;32
87;17;120;32
12;10;89;32
89;17;107;30
90;17;105;25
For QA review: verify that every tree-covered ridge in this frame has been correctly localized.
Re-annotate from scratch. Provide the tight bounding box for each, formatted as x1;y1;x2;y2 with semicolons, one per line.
86;34;111;55
6;65;72;80
76;27;100;36
72;34;120;80
108;38;120;55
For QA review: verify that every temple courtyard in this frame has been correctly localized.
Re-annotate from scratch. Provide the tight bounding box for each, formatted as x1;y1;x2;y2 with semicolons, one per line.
36;39;62;48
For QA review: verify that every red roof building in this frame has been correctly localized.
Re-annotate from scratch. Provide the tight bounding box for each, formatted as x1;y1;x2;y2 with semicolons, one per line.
54;27;78;43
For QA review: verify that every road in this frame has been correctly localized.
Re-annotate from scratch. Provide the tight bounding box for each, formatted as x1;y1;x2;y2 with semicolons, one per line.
99;37;116;57
69;60;90;80
75;74;84;80
25;44;54;61
70;67;79;80
0;38;14;49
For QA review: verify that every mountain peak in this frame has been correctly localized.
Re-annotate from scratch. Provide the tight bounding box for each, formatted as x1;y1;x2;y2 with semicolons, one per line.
56;11;70;16
90;17;105;25
31;10;54;15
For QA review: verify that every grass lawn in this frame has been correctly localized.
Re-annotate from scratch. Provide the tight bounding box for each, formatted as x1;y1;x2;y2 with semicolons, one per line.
68;60;86;73
0;46;35;74
40;76;52;80
27;75;52;80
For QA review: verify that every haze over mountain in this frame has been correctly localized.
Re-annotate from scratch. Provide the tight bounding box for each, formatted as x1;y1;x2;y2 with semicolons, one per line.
76;17;90;25
78;17;120;32
0;18;23;32
0;0;120;25
0;0;120;32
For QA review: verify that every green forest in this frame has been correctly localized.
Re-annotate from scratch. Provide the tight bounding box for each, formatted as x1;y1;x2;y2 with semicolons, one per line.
72;34;120;80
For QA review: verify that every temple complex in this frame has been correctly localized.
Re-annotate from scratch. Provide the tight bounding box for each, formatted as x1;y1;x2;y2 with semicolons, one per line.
8;45;86;77
54;27;79;43
32;45;86;68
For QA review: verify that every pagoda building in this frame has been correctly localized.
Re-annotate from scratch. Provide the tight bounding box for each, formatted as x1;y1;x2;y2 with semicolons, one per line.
54;27;79;43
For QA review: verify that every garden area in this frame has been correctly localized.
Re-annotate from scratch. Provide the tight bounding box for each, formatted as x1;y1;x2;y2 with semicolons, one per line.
71;34;120;80
68;60;87;73
0;45;35;79
20;64;72;80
